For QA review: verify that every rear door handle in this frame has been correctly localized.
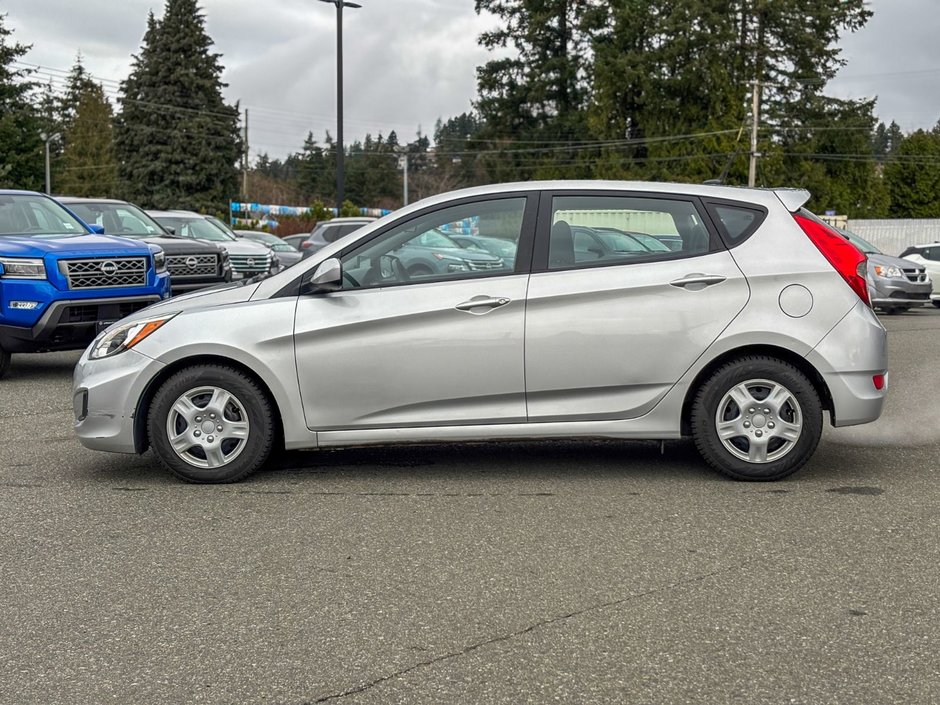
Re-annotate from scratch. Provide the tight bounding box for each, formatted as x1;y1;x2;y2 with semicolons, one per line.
669;274;727;290
455;296;511;313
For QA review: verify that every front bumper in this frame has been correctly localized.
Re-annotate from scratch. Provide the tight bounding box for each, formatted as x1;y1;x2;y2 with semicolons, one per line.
0;295;162;353
870;278;932;308
73;346;165;454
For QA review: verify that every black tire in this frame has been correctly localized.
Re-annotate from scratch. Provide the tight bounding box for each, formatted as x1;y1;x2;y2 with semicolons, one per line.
884;306;909;315
933;300;940;309
0;347;10;380
147;364;275;483
690;356;823;481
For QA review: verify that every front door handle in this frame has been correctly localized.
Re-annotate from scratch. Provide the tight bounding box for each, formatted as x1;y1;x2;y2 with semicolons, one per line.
669;274;727;290
455;296;511;313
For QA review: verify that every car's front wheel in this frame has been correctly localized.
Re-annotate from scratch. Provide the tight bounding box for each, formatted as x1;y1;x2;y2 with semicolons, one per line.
690;356;822;481
147;365;275;483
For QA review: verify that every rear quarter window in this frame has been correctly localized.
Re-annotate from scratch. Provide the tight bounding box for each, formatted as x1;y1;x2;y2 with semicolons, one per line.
705;201;767;247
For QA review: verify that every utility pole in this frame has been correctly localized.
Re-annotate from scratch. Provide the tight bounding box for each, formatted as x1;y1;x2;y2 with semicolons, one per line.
398;152;409;206
242;108;249;201
39;132;60;195
748;80;761;188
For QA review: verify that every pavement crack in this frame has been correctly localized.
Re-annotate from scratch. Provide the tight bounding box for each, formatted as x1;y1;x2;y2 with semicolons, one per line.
303;561;749;704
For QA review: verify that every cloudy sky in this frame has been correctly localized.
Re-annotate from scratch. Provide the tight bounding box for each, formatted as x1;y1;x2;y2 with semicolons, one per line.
4;0;940;160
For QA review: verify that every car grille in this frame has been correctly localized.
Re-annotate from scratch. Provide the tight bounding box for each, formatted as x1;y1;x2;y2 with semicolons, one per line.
63;301;153;323
166;253;219;277
229;253;272;273
466;259;504;271
59;257;148;289
902;267;928;283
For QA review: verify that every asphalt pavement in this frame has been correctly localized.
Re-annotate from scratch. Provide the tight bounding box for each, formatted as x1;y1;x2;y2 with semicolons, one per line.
1;309;939;704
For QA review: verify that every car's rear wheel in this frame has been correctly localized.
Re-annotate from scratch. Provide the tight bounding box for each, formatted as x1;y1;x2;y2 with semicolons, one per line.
933;300;940;309
148;365;275;483
0;347;10;380
691;356;822;481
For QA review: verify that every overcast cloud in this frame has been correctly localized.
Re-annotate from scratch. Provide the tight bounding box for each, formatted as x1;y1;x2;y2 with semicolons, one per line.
4;0;940;160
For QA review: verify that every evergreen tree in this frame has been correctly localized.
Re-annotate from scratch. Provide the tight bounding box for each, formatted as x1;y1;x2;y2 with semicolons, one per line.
883;125;940;218
0;15;43;189
58;81;118;197
115;1;242;211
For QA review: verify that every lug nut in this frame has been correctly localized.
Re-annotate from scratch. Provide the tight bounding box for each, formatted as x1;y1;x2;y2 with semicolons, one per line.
194;430;201;437
763;408;770;414
207;435;215;442
748;408;755;413
743;421;751;428
755;430;763;437
195;416;202;422
217;425;223;432
768;422;775;429
210;413;216;419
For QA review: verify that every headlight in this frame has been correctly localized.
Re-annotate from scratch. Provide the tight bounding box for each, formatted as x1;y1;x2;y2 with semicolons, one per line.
153;250;166;274
90;313;178;359
0;257;46;279
872;264;903;278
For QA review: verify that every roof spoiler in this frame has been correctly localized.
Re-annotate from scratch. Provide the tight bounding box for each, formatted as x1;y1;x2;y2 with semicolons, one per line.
773;188;811;213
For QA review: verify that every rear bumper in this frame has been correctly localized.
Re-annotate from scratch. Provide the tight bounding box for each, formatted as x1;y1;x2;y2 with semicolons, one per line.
806;301;888;427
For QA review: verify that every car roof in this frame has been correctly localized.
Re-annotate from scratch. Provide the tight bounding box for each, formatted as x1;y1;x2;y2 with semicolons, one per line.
56;196;133;205
0;189;44;196
322;217;376;224
147;209;204;217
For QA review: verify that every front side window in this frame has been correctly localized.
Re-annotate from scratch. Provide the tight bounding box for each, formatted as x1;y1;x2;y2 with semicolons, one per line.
547;195;713;270
340;198;527;289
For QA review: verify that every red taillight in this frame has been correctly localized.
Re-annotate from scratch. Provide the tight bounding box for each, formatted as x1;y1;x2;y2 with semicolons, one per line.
873;374;886;391
300;241;311;249
793;214;870;306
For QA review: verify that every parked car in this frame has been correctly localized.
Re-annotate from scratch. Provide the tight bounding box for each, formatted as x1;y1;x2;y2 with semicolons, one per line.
838;230;931;314
282;233;309;250
381;228;504;279
899;243;940;308
0;190;170;379
448;234;518;267
147;210;277;280
58;197;232;296
74;181;887;484
299;217;376;259
233;230;302;269
570;225;671;262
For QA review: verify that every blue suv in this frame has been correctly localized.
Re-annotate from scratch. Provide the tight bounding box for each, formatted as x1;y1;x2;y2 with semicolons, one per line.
0;190;170;378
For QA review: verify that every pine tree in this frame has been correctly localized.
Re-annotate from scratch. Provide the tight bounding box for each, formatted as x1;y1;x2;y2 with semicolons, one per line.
883;125;940;218
0;15;43;189
58;81;118;197
114;1;242;211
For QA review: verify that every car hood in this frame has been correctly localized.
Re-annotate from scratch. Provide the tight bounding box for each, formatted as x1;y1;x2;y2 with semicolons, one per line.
209;239;271;256
0;233;152;258
139;236;224;255
129;280;262;321
869;253;922;269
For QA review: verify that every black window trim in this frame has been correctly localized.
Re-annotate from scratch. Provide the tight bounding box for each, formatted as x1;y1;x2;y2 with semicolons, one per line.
701;197;769;249
531;189;725;274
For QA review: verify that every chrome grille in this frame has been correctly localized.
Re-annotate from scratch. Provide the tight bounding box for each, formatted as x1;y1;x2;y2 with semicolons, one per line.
229;253;272;273
903;268;928;283
166;253;219;277
466;259;504;271
60;257;148;289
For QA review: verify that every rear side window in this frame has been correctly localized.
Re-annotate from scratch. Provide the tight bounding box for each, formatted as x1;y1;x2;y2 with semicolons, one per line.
705;202;767;246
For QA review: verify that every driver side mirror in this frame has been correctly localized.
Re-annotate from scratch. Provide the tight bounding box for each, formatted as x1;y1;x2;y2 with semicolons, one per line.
88;224;105;235
302;257;342;294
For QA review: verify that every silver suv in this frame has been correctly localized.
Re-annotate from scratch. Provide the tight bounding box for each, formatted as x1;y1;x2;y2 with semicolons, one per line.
73;182;888;484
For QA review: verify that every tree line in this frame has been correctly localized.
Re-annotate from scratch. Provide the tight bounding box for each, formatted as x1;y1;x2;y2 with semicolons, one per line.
1;0;939;219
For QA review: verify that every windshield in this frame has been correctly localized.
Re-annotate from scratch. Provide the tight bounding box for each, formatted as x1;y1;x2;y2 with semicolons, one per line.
153;216;235;242
843;229;881;255
411;229;461;249
0;193;88;238
67;202;168;239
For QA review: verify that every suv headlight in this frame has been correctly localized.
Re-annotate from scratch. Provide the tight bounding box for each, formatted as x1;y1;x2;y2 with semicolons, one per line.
872;264;903;278
90;313;178;359
0;257;46;279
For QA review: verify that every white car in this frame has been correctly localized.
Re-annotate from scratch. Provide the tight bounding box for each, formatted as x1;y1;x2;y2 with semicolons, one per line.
148;210;277;279
899;243;940;307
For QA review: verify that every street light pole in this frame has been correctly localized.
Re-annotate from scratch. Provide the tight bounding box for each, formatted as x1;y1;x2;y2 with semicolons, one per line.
39;132;60;195
318;0;361;215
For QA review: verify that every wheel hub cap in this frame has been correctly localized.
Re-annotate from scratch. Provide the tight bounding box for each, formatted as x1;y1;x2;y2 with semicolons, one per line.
715;378;803;464
165;385;250;469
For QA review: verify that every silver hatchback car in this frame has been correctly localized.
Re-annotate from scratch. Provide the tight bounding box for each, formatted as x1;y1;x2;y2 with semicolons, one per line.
73;182;888;483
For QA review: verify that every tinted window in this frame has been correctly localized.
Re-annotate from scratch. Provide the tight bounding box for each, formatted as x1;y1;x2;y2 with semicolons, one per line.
707;203;767;245
340;198;526;289
547;195;712;270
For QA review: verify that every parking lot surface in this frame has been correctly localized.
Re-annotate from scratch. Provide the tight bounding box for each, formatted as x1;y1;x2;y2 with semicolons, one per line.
2;310;939;704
